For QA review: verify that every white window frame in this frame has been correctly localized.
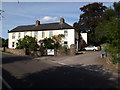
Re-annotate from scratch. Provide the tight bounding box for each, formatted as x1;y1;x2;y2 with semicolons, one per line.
64;30;68;37
34;31;38;38
24;32;27;36
49;31;53;37
12;33;15;39
18;32;21;38
42;31;45;38
12;42;15;47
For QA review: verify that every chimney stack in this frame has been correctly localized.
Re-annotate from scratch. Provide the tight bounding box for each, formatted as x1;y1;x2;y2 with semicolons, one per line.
36;20;40;26
60;18;65;24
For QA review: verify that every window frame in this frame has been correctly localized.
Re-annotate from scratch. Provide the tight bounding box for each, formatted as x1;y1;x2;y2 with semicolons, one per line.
12;33;15;39
18;32;21;38
49;31;53;37
64;30;68;37
12;42;15;47
34;31;38;38
42;31;45;38
64;41;68;45
24;32;27;36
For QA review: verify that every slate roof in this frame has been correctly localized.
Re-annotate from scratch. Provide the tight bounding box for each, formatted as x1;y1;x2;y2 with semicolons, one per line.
8;22;74;33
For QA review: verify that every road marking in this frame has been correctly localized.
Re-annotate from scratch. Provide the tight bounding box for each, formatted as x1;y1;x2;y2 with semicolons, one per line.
0;76;13;90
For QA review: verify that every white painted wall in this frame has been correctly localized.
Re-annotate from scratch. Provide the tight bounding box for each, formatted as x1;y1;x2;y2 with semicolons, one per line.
81;33;87;44
8;29;76;49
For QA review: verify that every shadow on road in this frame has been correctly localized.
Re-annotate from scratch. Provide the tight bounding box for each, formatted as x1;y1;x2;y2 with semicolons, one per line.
2;64;119;88
2;54;34;64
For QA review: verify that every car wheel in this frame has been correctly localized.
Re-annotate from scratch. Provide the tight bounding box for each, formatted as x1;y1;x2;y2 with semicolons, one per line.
93;49;96;51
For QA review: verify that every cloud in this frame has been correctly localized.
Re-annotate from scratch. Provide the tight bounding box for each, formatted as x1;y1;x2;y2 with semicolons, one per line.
40;16;58;22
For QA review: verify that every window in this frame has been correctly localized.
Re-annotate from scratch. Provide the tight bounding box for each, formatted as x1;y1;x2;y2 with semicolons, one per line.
30;32;32;36
24;32;27;36
34;32;38;38
18;32;21;38
64;30;68;37
16;43;18;47
12;42;15;47
42;31;45;38
49;31;53;37
64;41;68;45
12;33;15;39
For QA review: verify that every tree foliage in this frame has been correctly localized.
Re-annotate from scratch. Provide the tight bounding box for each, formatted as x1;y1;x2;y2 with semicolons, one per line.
95;1;120;63
42;38;55;49
74;2;107;45
113;1;120;18
79;2;106;30
0;37;8;47
42;34;65;49
95;2;120;47
16;36;39;51
52;34;65;48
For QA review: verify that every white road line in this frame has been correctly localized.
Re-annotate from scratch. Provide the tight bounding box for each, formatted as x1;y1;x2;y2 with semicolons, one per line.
0;76;13;89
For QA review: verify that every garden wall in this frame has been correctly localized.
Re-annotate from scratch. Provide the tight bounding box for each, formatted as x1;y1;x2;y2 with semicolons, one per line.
5;48;25;56
1;44;77;56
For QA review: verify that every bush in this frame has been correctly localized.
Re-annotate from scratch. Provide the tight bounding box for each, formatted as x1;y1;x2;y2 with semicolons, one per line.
105;43;120;64
16;36;39;51
57;46;68;50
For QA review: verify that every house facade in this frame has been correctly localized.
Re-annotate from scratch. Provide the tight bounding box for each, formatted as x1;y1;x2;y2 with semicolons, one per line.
8;18;79;50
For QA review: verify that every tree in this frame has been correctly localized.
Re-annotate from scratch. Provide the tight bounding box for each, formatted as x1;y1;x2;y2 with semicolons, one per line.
113;1;120;19
52;34;65;49
41;34;65;49
16;36;39;51
74;2;107;45
0;37;8;47
95;1;120;46
2;39;8;47
42;38;55;49
0;37;4;47
103;18;120;48
89;1;120;63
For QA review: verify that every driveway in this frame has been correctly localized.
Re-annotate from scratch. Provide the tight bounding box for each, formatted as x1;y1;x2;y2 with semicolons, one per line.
46;51;118;71
1;51;119;88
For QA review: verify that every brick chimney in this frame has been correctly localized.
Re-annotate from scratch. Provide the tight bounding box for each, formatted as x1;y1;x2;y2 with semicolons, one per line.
60;18;65;24
36;20;40;26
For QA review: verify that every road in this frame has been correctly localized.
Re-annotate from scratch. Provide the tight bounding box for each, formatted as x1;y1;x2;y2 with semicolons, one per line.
1;51;119;88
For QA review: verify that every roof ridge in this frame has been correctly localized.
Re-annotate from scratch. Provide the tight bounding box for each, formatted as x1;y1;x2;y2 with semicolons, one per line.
9;22;73;33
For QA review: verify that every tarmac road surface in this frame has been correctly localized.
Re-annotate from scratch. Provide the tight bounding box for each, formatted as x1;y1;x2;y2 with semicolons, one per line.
1;52;119;88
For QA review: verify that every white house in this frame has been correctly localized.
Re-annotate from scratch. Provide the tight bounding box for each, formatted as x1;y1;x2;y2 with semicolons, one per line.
8;18;80;50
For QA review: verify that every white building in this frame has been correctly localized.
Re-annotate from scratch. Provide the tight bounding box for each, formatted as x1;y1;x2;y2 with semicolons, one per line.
8;18;79;49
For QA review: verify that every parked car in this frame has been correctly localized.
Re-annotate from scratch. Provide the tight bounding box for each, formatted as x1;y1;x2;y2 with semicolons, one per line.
84;46;98;51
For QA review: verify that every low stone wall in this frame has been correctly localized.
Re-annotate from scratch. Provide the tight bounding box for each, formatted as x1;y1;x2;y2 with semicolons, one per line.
55;49;69;56
2;44;77;57
5;48;25;56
